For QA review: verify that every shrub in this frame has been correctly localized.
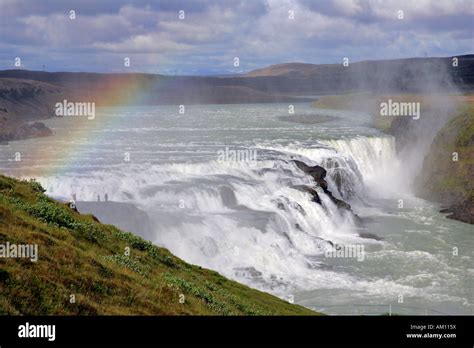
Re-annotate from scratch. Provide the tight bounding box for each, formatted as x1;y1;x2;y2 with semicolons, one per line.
103;254;149;276
164;273;231;314
26;179;46;193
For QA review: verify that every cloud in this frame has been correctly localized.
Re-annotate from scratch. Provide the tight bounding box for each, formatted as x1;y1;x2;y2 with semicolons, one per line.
0;0;472;74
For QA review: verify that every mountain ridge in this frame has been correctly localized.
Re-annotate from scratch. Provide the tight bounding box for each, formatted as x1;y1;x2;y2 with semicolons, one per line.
1;54;472;143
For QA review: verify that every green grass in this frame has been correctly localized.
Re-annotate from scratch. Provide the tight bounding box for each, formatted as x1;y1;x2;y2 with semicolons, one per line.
416;103;474;205
0;174;319;315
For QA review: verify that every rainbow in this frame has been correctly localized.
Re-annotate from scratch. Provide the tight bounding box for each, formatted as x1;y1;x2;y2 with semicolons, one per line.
13;74;159;178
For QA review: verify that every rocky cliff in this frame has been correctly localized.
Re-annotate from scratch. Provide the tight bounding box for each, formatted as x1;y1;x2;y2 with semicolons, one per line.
415;104;474;224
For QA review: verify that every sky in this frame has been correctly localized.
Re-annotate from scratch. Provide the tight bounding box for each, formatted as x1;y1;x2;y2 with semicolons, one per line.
0;0;473;75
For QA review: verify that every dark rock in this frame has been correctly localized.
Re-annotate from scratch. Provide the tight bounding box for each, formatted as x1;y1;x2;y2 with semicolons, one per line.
441;199;474;224
292;160;359;219
289;201;306;215
319;179;328;191
290;184;322;205
14;122;52;139
294;223;303;231
293;160;327;181
327;194;352;211
1;121;53;142
234;266;263;279
293;160;334;199
276;202;286;211
359;232;384;241
311;191;322;205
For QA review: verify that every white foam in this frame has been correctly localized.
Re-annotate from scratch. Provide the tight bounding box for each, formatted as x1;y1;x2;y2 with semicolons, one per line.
32;135;428;294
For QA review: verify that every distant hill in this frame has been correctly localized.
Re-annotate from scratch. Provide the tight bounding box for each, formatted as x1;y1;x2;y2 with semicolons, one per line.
0;78;63;122
0;54;472;141
246;62;336;78
1;55;472;101
245;55;474;93
0;78;64;143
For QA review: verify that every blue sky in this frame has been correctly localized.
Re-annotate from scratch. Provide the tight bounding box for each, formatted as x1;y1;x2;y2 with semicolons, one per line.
0;0;473;75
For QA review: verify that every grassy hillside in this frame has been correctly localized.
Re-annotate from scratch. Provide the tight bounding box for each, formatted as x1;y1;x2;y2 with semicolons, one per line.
416;104;474;223
0;174;318;315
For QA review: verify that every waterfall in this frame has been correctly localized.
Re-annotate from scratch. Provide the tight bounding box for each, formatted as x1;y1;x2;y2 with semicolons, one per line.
36;135;396;294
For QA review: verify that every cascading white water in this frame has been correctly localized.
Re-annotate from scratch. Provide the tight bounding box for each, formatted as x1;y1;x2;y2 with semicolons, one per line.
36;135;396;293
259;135;399;200
321;137;406;197
2;103;471;314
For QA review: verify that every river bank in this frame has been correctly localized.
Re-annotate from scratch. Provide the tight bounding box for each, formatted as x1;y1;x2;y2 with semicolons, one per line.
313;94;474;225
0;174;318;315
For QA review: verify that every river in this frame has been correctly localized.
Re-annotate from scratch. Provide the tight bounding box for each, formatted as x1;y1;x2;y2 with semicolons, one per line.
0;102;472;315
